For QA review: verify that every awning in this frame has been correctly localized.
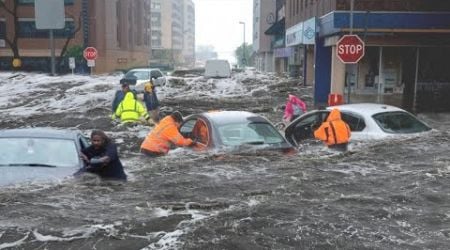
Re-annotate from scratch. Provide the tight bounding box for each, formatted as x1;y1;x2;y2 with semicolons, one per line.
265;18;285;35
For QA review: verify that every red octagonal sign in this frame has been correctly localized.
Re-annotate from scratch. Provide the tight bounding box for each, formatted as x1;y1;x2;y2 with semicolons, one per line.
336;35;365;64
83;47;98;61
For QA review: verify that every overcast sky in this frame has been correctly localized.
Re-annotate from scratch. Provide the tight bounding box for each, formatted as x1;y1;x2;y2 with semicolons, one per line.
193;0;253;63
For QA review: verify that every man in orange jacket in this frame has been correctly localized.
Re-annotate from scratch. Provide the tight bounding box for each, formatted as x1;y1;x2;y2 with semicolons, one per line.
313;108;351;151
140;111;195;156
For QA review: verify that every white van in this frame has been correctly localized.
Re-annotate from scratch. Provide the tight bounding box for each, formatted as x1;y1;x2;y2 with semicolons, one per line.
204;59;231;78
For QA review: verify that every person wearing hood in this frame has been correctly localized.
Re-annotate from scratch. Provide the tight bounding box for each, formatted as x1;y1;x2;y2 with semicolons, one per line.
111;79;137;116
79;130;127;181
113;91;150;124
143;78;160;124
140;111;196;156
283;94;307;123
313;108;351;151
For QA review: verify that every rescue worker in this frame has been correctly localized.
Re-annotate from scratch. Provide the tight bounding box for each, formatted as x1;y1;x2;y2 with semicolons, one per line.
283;94;307;123
79;130;127;181
113;92;150;125
111;79;137;116
140;111;196;156
313;108;351;151
143;78;160;124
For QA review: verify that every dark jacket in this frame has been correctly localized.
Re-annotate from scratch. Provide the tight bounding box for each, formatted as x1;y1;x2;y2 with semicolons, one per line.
81;143;127;181
143;81;160;111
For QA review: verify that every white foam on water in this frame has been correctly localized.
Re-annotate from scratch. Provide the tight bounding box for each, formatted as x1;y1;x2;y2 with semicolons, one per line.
0;233;29;250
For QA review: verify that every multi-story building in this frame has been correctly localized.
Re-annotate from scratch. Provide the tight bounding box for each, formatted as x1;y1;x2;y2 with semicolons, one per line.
284;0;450;112
253;0;276;72
0;0;152;74
264;0;289;74
150;0;195;68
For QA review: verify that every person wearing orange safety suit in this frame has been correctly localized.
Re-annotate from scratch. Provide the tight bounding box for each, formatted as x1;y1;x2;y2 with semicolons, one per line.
140;111;196;156
313;108;351;151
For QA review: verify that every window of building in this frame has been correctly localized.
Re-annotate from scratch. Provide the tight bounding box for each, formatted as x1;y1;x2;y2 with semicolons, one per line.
18;19;75;38
0;20;5;40
18;0;74;5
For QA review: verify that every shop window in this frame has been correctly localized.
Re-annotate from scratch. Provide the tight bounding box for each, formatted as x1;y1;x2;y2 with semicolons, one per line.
18;0;74;5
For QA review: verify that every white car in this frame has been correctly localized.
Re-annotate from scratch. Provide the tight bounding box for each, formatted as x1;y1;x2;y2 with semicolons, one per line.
284;103;432;146
122;68;166;93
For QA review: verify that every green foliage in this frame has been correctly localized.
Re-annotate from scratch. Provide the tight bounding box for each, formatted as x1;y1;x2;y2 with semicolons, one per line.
65;45;83;61
235;43;253;67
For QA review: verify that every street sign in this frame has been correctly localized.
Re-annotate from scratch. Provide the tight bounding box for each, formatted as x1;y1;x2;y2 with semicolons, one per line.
35;0;65;29
83;47;98;61
336;35;365;64
69;57;75;69
87;60;96;67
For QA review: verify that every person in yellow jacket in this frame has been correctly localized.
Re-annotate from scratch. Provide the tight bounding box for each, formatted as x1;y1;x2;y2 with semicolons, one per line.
313;108;351;151
113;92;150;125
140;111;196;156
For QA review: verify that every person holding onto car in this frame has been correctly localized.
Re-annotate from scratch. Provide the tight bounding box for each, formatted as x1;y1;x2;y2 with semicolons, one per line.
143;78;160;125
79;130;127;181
140;111;196;157
113;91;151;125
283;94;307;124
313;108;351;151
111;79;137;117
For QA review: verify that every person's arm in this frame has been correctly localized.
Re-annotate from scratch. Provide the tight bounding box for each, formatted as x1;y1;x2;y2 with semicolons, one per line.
313;123;328;141
166;125;193;147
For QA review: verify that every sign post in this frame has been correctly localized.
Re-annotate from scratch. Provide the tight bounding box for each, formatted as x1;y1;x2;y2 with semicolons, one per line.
69;57;75;75
35;0;65;76
83;47;98;74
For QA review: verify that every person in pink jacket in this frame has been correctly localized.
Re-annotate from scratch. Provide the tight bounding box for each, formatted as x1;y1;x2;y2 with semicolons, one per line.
283;94;307;123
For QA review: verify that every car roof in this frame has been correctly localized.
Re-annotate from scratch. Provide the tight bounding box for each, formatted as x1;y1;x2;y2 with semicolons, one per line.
327;103;405;116
0;127;81;140
127;68;160;72
200;111;269;125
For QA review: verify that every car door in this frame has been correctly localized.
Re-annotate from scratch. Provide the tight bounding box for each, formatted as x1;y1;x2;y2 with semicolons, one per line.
180;117;210;150
285;111;328;146
340;112;368;141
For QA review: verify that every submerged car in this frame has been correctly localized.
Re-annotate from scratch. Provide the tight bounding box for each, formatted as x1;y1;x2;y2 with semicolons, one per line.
122;68;166;93
179;111;295;154
285;103;432;146
0;128;89;186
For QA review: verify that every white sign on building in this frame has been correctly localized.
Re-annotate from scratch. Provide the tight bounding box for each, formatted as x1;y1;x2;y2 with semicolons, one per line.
286;22;303;47
303;17;316;45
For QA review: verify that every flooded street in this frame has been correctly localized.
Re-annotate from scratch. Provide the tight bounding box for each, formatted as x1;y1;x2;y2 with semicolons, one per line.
0;72;449;249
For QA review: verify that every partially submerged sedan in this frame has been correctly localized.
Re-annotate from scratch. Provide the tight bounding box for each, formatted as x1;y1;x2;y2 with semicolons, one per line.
0;128;89;186
179;111;295;154
285;103;432;146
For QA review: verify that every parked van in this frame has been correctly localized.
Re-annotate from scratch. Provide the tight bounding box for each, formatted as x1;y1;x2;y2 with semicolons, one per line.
204;59;231;78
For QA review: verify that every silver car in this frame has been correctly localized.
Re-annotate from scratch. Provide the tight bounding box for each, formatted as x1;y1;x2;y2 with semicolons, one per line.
122;68;166;93
0;128;89;186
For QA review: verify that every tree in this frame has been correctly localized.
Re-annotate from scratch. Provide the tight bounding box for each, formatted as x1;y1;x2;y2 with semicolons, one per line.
0;0;21;69
235;43;252;68
56;13;83;73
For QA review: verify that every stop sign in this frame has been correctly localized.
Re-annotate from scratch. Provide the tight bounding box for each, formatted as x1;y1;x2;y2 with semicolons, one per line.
336;35;365;64
83;47;98;61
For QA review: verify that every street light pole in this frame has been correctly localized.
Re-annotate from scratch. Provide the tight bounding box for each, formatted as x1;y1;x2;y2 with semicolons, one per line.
239;21;246;68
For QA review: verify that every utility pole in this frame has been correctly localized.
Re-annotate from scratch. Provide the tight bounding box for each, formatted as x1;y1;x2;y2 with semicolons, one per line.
347;0;355;103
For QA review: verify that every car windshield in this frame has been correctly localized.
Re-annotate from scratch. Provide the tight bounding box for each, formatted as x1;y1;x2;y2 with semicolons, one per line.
372;111;431;134
124;71;151;80
0;138;80;167
218;122;285;146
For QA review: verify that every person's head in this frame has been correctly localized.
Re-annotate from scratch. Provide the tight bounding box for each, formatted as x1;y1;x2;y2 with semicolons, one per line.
288;94;296;102
90;130;110;149
171;111;184;127
120;81;130;92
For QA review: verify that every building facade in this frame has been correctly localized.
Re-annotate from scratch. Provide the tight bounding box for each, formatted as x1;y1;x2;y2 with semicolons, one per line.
253;0;276;72
283;0;450;112
150;0;195;68
0;0;152;74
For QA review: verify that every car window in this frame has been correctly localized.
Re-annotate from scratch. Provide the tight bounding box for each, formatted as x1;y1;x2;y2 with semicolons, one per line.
192;119;209;145
125;71;151;80
341;112;366;132
151;70;163;78
218;122;284;146
290;111;328;142
372;111;431;134
180;119;197;137
0;138;80;167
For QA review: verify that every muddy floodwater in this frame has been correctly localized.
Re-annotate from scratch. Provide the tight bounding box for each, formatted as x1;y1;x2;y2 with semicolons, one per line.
0;72;449;249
